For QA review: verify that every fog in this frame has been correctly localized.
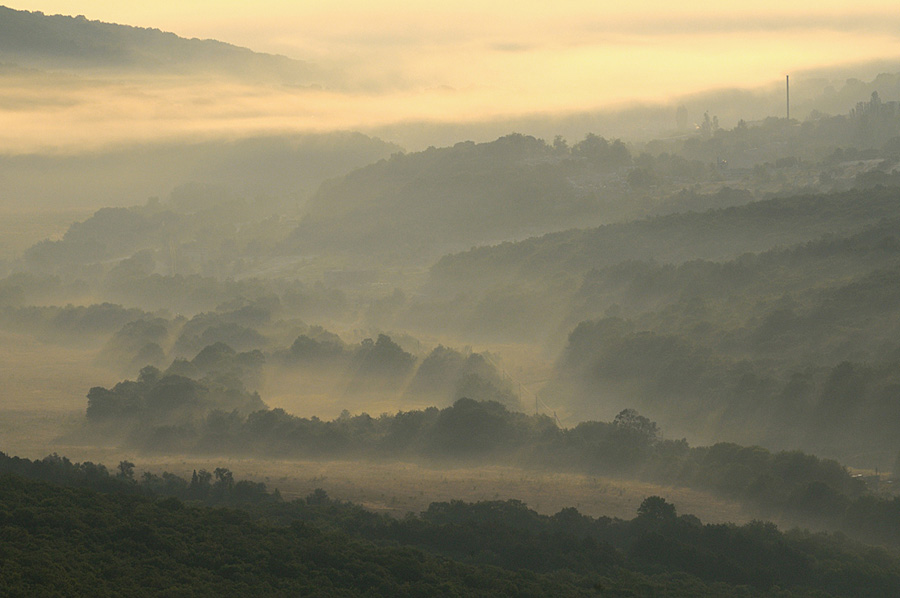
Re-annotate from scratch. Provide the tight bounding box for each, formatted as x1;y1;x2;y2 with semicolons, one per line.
6;6;900;591
11;1;900;102
4;54;900;155
3;4;900;154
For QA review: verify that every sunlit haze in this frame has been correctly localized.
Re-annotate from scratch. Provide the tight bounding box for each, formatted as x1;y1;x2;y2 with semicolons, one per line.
9;4;900;592
4;1;900;151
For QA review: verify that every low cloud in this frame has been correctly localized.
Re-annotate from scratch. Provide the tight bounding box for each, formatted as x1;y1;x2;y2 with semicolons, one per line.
3;3;900;154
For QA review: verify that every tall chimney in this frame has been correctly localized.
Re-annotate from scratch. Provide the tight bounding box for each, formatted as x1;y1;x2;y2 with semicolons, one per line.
786;75;790;121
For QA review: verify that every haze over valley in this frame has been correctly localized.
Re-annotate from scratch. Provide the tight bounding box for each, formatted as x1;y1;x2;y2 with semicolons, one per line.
5;4;900;596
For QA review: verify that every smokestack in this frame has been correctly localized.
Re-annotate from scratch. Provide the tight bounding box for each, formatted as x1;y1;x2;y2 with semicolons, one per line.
786;75;790;121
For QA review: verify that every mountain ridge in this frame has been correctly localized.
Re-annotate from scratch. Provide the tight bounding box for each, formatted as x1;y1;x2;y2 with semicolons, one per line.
0;5;327;85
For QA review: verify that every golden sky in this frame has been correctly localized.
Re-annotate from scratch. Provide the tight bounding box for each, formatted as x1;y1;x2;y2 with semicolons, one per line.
4;2;900;151
11;2;900;98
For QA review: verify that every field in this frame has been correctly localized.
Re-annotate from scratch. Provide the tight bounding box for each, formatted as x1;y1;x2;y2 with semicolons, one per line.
42;446;756;525
0;330;116;412
142;457;753;524
0;327;757;527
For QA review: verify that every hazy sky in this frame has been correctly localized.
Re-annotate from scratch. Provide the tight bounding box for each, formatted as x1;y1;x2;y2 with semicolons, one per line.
4;2;900;151
12;2;900;94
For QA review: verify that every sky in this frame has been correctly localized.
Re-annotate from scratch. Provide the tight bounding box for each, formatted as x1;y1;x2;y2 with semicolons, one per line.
4;2;900;151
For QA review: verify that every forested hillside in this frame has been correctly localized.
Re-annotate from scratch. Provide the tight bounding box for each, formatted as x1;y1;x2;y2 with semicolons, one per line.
6;4;900;596
414;187;900;342
0;5;323;83
0;132;400;214
4;451;900;597
289;133;634;261
68;383;900;549
395;187;900;469
429;187;900;294
541;217;900;464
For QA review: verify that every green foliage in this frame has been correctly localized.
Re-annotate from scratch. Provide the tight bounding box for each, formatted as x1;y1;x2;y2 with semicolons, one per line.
172;312;269;357
0;302;153;342
284;328;347;364
636;496;677;521
552;229;900;463
350;334;417;380
86;364;265;426
420;196;900;463
82;392;900;546
405;346;518;407
4;451;900;597
290;133;635;261
0;473;596;597
420;186;900;345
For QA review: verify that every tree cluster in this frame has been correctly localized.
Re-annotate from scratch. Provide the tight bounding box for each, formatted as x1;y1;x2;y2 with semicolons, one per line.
4;452;900;597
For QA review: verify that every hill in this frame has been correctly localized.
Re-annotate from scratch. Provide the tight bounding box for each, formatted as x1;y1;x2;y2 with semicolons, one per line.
412;187;900;342
544;219;900;465
0;5;325;84
398;188;900;467
0;132;401;211
288;133;636;262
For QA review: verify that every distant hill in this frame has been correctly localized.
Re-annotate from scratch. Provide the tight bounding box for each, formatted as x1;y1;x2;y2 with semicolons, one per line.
0;132;402;211
403;186;900;467
288;133;636;262
0;5;326;85
428;186;900;292
543;218;900;467
402;187;900;345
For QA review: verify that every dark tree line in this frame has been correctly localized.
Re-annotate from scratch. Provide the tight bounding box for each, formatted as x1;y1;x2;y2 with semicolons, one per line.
4;450;900;597
75;390;900;547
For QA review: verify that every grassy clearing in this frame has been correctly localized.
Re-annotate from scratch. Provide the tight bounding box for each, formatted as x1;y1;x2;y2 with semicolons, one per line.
0;330;118;460
0;330;116;412
0;329;753;528
41;452;749;525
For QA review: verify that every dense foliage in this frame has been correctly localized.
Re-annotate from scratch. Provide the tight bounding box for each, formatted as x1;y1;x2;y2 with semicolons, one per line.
410;187;900;469
86;365;265;424
546;215;900;464
0;472;602;597
75;392;900;548
290;133;635;261
3;452;900;597
8;16;900;597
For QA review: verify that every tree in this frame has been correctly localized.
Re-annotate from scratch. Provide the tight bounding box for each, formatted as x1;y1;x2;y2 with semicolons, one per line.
352;334;416;377
613;409;659;443
552;135;569;155
636;496;676;521
190;469;212;498
116;460;135;481
572;133;609;161
307;488;330;505
214;467;234;491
